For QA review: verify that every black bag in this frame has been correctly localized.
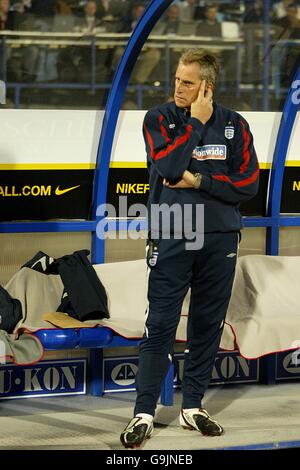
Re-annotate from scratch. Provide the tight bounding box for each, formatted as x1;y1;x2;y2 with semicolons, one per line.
54;250;109;321
0;286;22;333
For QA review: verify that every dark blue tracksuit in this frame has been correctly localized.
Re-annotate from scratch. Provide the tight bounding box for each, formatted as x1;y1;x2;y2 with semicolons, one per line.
134;101;259;416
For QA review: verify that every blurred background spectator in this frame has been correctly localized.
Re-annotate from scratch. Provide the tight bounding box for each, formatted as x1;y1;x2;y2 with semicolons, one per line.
1;0;39;81
161;4;180;34
176;0;204;21
74;0;102;32
0;0;299;110
118;1;144;32
0;0;13;29
243;0;264;23
197;3;222;36
242;0;268;84
272;0;300;20
56;0;113;82
30;0;56;30
112;2;161;84
272;1;300;87
273;0;300;27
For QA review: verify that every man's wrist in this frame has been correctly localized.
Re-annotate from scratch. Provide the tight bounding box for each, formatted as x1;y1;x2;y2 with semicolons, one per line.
194;173;202;189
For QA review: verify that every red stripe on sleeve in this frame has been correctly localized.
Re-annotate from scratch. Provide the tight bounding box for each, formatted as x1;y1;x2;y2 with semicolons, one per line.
144;120;193;161
212;175;231;183
143;123;156;159
212;167;259;188
234;167;259;187
159;115;171;144
239;120;250;174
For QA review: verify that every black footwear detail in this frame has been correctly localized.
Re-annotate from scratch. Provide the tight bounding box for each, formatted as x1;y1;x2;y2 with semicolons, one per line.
120;417;154;448
180;409;224;436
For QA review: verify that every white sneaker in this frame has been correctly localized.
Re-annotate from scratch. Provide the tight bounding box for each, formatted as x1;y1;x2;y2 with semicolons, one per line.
180;408;224;436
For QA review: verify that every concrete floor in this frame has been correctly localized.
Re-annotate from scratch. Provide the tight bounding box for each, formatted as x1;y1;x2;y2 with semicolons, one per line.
0;382;299;450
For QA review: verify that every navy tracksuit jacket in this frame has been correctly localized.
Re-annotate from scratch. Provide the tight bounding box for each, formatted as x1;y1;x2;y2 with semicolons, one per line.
134;101;259;416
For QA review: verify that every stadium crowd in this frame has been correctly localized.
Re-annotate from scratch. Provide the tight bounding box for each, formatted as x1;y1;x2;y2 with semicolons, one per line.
0;0;299;107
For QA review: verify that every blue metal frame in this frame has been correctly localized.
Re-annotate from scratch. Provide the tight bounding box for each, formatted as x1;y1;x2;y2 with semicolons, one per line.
266;65;300;255
91;0;173;263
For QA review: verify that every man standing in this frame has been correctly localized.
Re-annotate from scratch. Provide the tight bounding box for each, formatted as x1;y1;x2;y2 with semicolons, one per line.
120;49;259;448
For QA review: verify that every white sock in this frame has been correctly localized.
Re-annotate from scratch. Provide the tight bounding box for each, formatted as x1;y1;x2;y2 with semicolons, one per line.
182;408;200;414
135;413;154;422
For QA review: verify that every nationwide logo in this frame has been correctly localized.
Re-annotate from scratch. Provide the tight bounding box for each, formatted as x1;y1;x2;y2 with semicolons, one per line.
55;185;80;196
192;145;227;161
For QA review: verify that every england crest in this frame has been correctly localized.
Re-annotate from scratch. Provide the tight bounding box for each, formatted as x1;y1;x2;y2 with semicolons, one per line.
225;126;234;139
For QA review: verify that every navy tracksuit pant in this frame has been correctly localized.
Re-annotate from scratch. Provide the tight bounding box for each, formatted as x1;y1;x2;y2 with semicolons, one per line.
134;232;239;416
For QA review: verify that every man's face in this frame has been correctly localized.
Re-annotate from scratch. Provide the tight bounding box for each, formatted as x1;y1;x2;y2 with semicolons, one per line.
86;1;97;16
0;0;10;14
167;5;179;21
205;7;217;22
174;62;203;108
133;5;145;20
287;5;298;20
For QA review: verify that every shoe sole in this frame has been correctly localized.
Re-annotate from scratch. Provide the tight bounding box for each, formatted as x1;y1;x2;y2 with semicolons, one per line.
121;431;153;449
122;433;152;449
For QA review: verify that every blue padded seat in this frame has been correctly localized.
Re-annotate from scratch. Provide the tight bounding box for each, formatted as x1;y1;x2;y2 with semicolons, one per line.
34;327;114;350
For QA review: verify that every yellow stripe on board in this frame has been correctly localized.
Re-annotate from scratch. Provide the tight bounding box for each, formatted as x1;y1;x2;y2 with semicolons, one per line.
260;161;300;169
109;162;147;168
258;163;269;170
0;161;299;170
0;162;147;170
285;161;300;167
0;163;96;170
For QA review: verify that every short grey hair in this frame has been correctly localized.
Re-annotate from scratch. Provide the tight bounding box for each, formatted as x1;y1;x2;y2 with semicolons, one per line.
179;48;220;87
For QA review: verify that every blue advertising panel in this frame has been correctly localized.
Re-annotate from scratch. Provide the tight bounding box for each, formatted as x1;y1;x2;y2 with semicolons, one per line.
276;351;300;380
174;351;258;387
104;351;258;393
0;359;86;400
104;356;139;393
